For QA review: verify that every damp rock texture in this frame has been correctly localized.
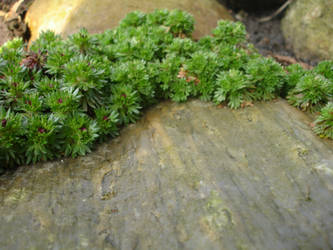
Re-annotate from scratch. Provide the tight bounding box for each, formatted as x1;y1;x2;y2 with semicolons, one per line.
0;100;333;249
25;0;233;42
282;0;333;61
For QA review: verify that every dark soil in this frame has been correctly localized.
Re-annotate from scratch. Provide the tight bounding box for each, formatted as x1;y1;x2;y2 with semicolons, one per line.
218;0;314;66
0;0;32;46
241;14;292;57
0;0;17;12
0;17;12;45
0;0;16;44
230;8;317;66
220;0;286;12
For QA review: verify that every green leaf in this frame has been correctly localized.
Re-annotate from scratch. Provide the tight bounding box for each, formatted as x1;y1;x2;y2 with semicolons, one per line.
287;74;330;112
1;9;332;169
214;69;252;109
111;84;141;125
212;20;247;46
246;57;286;101
313;102;333;139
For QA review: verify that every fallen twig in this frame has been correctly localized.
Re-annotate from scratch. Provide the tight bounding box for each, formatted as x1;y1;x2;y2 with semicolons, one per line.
258;0;294;23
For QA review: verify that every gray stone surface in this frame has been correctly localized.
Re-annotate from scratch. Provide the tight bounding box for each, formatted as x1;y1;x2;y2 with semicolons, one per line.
0;100;333;249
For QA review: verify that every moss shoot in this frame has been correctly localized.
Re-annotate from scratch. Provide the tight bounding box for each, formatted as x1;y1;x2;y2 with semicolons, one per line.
0;9;332;169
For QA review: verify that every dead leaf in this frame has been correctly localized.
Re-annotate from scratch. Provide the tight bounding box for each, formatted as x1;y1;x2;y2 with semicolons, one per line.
241;101;254;108
177;67;187;79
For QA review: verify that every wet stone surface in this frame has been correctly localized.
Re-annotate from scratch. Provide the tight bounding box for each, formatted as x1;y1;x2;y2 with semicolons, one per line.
0;100;333;249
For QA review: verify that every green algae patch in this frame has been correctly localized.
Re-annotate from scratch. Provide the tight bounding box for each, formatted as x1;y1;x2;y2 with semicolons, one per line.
202;191;234;235
3;188;27;205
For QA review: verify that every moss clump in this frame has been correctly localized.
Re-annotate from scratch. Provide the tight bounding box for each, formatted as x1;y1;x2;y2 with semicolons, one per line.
0;9;332;169
313;102;333;139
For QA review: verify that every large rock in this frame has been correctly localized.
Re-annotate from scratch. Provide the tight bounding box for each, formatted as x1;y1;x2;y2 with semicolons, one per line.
1;100;333;249
281;0;333;61
25;0;233;42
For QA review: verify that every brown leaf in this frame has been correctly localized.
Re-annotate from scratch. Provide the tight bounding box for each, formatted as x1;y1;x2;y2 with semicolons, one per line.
241;101;254;108
177;67;187;79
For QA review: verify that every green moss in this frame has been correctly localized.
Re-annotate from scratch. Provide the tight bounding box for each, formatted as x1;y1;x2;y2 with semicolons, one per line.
204;191;233;231
0;9;332;169
313;102;333;139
